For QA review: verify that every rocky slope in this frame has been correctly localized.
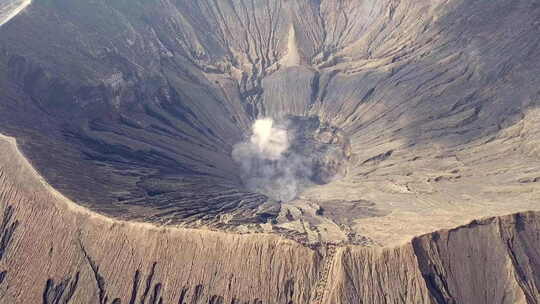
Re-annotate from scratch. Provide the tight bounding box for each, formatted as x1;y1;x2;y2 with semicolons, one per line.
0;0;539;302
0;133;539;303
0;0;539;244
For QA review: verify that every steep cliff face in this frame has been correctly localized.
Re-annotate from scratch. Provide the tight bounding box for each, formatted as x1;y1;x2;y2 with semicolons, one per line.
411;213;540;304
320;212;540;304
323;245;432;304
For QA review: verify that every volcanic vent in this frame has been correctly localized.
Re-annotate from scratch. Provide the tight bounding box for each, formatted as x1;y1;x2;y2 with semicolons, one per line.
233;116;352;202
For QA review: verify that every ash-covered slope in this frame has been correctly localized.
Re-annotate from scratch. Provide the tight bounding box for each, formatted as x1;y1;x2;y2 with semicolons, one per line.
0;1;539;301
0;134;539;303
1;0;539;245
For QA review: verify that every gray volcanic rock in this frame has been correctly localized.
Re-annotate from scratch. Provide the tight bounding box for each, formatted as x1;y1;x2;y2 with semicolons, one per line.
0;0;539;302
0;0;538;244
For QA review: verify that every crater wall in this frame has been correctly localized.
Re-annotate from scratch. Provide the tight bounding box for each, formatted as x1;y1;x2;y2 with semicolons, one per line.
0;0;540;250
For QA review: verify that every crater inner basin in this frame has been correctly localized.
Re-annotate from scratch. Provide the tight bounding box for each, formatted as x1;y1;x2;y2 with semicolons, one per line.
232;116;353;202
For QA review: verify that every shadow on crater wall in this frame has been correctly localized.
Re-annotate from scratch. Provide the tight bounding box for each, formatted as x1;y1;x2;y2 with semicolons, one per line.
0;0;538;225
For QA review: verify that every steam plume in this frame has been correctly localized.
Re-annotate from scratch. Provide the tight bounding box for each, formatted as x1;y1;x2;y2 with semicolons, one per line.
232;116;351;202
232;118;311;202
250;118;288;160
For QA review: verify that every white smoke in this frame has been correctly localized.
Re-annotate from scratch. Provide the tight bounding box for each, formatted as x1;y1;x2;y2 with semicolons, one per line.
232;118;312;202
250;118;288;160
